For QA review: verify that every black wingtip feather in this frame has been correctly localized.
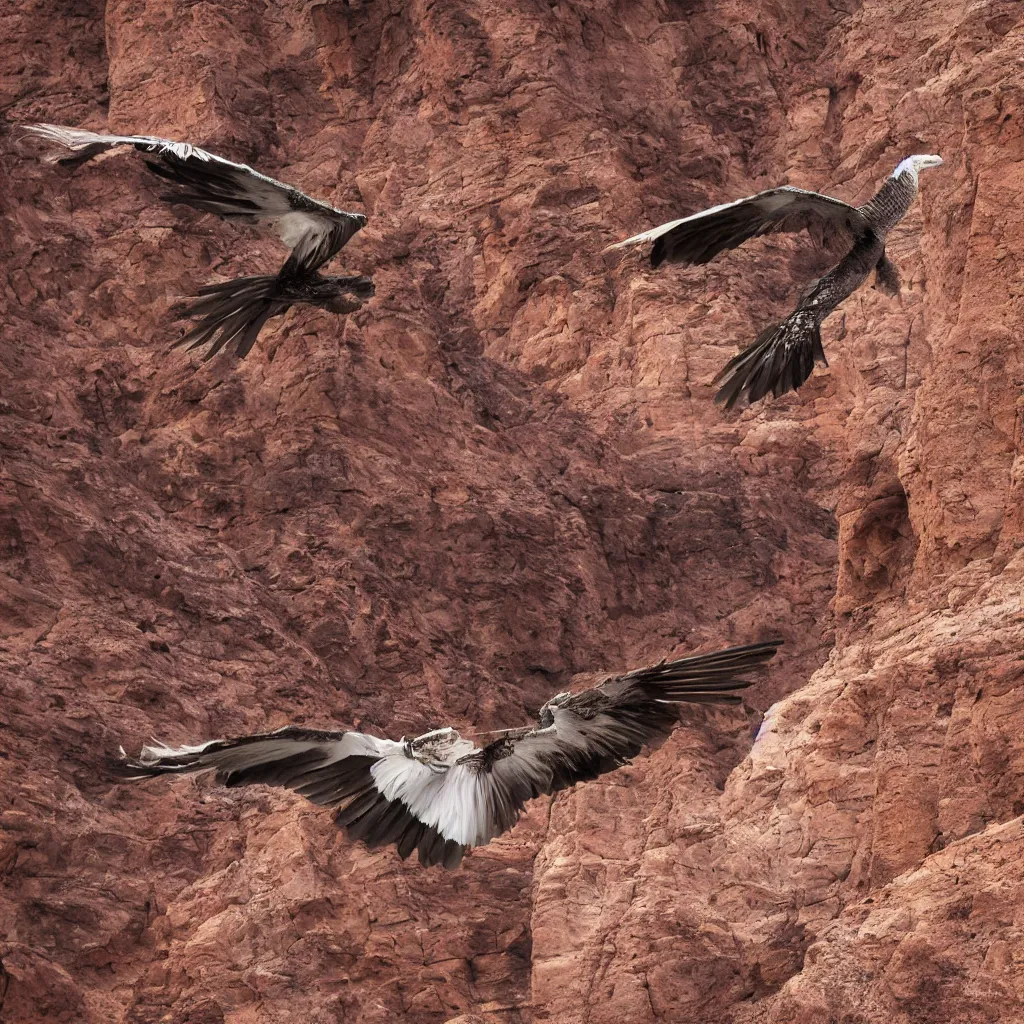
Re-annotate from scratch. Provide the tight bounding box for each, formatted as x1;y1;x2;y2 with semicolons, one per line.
396;821;426;861
620;639;781;703
419;829;447;867
442;841;466;870
650;237;667;268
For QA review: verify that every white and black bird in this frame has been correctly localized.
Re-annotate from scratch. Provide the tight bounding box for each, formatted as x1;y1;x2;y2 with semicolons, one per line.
606;155;943;408
112;639;781;869
22;123;374;360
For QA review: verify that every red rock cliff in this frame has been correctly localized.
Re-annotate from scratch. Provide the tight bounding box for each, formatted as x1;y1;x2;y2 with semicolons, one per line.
1;1;1022;1021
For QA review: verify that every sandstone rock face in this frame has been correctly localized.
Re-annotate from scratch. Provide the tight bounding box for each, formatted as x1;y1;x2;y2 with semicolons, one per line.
1;1;1021;1022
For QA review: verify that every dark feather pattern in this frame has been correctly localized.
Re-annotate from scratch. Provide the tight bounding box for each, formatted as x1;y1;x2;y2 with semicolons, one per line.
396;821;426;861
607;159;939;406
23;122;371;361
641;187;869;268
461;638;783;843
713;314;825;410
170;274;287;360
874;253;902;297
112;642;780;869
109;725;350;778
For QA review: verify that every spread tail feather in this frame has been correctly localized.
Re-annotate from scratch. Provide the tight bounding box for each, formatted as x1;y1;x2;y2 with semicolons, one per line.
171;274;288;359
713;310;826;410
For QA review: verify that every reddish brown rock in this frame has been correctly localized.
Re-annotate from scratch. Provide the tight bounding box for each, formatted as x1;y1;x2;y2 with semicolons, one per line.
1;0;1022;1022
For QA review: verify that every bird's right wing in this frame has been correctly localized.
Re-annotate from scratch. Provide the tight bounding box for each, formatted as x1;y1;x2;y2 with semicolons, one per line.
113;725;400;792
22;123;366;273
605;186;870;267
114;725;480;870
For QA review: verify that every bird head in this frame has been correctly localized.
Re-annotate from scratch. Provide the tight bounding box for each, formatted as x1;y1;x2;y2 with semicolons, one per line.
410;726;461;757
538;692;572;725
893;154;943;181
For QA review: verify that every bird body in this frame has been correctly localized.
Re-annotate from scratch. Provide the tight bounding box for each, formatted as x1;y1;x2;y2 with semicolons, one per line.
607;155;942;407
22;122;373;359
113;639;781;869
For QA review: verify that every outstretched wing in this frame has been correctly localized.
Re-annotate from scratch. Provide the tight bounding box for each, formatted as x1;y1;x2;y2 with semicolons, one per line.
113;725;470;870
449;639;783;845
113;641;780;870
605;187;870;267
23;123;366;274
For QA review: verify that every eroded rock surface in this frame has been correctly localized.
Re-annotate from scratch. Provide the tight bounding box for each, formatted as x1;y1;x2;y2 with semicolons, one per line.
1;0;1021;1021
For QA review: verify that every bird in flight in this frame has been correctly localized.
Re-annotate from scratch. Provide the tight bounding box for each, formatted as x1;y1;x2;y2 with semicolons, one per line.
113;639;781;869
22;123;374;360
606;155;943;408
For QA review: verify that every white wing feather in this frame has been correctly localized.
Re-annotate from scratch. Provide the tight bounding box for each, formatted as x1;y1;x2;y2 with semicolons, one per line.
24;123;210;162
22;123;363;267
604;191;799;251
604;185;867;255
124;729;399;777
368;706;632;849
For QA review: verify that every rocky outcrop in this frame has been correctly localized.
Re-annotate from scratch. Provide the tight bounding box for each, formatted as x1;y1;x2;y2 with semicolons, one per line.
1;1;1022;1022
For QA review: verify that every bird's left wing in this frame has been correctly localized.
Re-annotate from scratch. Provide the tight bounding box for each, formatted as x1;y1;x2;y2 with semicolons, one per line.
23;123;366;273
447;639;783;847
605;186;870;267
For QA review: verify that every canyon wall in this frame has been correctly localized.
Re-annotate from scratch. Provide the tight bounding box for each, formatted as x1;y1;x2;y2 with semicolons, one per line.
1;0;1022;1021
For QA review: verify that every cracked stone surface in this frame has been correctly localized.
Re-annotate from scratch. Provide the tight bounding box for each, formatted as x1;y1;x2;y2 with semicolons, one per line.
1;0;1023;1022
